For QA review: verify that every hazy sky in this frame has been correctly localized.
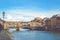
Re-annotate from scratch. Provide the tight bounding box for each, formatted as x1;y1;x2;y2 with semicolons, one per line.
0;0;60;22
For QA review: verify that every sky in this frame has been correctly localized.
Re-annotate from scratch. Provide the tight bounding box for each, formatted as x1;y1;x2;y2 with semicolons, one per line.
0;0;60;22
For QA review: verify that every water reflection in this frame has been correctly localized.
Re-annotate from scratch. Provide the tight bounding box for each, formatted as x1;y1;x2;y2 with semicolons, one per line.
12;31;60;40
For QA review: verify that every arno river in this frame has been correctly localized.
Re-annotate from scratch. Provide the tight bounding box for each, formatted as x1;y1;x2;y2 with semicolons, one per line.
12;30;60;40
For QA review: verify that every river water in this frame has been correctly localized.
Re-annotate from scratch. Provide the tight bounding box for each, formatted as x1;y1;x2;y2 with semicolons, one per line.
12;31;60;40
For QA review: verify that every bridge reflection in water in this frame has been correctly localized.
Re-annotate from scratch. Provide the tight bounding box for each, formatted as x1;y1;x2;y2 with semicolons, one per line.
8;28;30;32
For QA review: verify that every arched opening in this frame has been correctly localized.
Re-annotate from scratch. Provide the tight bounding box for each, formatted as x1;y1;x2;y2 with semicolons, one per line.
0;24;4;31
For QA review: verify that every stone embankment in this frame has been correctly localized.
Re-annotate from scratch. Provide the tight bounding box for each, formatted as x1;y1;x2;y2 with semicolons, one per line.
0;30;13;40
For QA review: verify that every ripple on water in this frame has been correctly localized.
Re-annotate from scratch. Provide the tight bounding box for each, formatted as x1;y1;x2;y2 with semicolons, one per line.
12;31;60;40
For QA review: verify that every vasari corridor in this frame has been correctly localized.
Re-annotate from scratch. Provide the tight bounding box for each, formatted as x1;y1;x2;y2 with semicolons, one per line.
0;0;60;40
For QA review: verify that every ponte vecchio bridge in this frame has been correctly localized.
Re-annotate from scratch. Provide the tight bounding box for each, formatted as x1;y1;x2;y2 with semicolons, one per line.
0;19;35;31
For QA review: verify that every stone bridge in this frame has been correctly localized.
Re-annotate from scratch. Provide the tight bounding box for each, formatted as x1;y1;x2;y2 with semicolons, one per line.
0;19;42;31
4;22;23;31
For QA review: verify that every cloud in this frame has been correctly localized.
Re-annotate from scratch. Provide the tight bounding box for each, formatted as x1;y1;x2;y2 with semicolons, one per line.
5;9;46;18
4;14;34;22
7;15;12;19
1;8;60;22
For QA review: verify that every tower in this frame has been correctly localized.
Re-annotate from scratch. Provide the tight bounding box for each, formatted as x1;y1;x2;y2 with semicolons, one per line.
2;11;5;29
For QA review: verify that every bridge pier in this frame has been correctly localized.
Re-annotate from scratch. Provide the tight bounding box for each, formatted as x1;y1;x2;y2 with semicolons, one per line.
16;26;20;31
16;28;20;31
